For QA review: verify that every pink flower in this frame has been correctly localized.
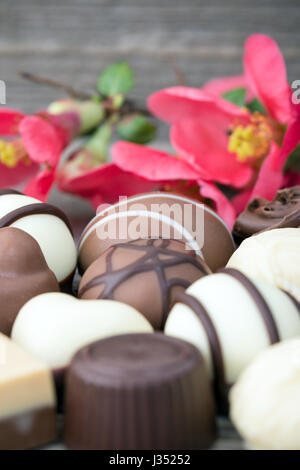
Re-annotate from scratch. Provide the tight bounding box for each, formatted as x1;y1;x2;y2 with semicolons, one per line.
112;141;236;230
148;34;300;212
0;107;80;200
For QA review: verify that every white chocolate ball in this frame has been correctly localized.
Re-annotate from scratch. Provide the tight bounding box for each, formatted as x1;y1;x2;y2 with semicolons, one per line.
0;193;77;283
165;271;300;385
230;339;300;450
227;228;300;302
12;293;153;368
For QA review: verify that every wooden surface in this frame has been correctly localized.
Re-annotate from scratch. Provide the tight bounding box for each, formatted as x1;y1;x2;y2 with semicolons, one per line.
1;0;298;451
0;0;299;142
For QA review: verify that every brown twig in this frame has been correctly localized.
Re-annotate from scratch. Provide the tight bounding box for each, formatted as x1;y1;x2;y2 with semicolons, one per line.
168;58;188;87
19;71;92;100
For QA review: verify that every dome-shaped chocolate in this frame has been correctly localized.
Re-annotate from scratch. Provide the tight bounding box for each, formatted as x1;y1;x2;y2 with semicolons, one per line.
0;227;59;335
79;238;211;329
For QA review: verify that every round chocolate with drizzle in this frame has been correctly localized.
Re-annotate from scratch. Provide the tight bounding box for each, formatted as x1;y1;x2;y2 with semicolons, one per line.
78;192;235;273
233;186;300;242
64;333;216;450
0;189;76;283
165;268;300;412
79;238;211;329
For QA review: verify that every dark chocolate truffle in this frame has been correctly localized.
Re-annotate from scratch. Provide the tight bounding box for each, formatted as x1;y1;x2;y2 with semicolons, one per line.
64;333;216;450
0;227;59;335
78;192;235;272
233;186;300;243
78;238;211;329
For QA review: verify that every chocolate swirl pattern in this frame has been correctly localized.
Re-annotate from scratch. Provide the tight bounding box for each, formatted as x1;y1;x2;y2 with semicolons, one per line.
79;238;210;329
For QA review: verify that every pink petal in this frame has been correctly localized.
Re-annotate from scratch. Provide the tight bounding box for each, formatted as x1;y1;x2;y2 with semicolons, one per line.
24;168;56;201
0;108;25;136
19;116;63;167
148;86;247;124
171;116;253;188
273;100;300;171
0;161;39;188
112;141;200;181
249;142;284;201
244;34;290;123
231;189;253;215
198;179;236;231
283;171;300;187
202;74;254;101
58;162;159;205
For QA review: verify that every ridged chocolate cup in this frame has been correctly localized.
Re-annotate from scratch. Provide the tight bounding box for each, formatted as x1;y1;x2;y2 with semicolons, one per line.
64;333;216;450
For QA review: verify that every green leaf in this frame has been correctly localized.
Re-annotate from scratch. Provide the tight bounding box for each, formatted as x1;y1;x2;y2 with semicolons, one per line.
222;88;246;107
284;144;300;172
97;62;135;96
117;114;156;144
246;98;266;114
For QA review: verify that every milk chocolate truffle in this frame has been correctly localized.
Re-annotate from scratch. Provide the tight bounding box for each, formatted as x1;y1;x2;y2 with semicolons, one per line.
79;238;211;329
227;228;300;301
165;269;300;411
0;189;76;283
12;293;153;370
64;333;216;450
233;186;300;242
78;192;235;272
230;339;300;450
0;333;56;449
0;227;59;335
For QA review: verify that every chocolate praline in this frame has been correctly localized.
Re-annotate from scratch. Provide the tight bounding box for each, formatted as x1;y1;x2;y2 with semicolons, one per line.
64;333;216;450
78;192;235;272
233;186;300;243
79;238;211;329
0;227;59;335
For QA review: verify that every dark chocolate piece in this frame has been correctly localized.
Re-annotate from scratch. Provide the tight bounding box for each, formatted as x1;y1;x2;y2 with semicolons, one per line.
0;189;23;196
79;238;211;329
64;333;216;450
233;186;300;242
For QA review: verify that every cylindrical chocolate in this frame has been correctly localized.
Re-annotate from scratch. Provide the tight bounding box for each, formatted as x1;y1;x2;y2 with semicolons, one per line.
64;333;216;450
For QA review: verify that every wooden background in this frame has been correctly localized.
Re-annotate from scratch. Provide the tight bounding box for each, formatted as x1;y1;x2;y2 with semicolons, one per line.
1;0;299;118
0;0;299;450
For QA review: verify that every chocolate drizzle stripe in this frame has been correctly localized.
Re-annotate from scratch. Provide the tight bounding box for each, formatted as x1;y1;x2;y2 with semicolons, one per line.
175;292;226;405
0;203;73;235
79;239;209;328
0;189;23;196
282;290;300;316
219;268;280;344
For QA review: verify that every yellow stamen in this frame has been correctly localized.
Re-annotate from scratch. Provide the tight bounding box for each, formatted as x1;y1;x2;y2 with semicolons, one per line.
0;139;31;168
228;113;273;163
0;140;18;168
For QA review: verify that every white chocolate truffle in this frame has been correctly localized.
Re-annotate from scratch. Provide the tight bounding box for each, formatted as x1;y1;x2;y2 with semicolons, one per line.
12;292;153;369
0;191;77;283
165;269;300;405
227;228;300;301
230;339;300;450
